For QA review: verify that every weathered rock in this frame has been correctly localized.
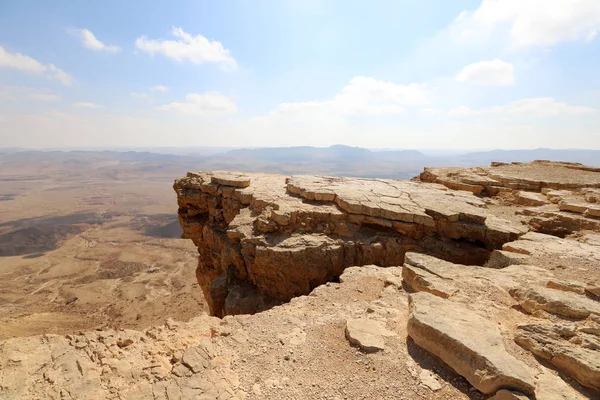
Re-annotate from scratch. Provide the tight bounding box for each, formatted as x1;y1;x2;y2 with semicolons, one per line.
345;318;396;352
581;233;600;247
0;315;243;400
559;199;600;218
542;189;573;204
485;250;530;269
514;191;550;206
509;286;600;319
489;389;529;400
401;261;457;298
515;323;600;390
407;292;535;395
503;232;600;263
174;171;525;316
420;161;600;195
546;279;587;295
418;369;442;391
519;205;600;236
210;171;252;188
584;188;600;203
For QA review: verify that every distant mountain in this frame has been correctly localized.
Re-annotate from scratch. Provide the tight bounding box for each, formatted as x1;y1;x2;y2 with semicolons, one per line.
1;146;598;181
0;147;27;155
455;148;600;167
225;145;430;164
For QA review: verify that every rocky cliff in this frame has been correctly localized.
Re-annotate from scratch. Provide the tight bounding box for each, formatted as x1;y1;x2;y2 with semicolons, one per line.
1;161;599;400
173;171;526;317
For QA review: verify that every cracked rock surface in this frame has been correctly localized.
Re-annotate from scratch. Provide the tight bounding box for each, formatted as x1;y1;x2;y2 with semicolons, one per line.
174;170;525;317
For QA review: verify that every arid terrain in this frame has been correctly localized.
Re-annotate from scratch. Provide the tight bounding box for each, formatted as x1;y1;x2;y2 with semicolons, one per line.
0;154;599;400
0;153;207;340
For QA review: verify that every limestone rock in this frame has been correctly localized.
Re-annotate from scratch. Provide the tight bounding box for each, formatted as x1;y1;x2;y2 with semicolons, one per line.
519;205;600;236
514;191;550;206
515;323;600;390
583;188;600;203
174;171;525;316
489;389;530;400
559;199;600;218
210;171;252;188
418;369;442;391
407;292;535;395
345;318;396;353
485;250;530;269
420;161;600;195
543;189;573;204
509;286;600;319
503;232;600;263
401;261;457;298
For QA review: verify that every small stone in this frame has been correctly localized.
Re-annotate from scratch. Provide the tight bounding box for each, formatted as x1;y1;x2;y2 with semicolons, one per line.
345;318;396;353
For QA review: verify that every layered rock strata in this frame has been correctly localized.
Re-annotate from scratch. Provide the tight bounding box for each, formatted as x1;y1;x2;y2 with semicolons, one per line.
419;160;600;237
174;171;525;316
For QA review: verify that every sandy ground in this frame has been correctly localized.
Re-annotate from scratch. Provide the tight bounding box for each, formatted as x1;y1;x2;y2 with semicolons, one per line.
0;162;207;340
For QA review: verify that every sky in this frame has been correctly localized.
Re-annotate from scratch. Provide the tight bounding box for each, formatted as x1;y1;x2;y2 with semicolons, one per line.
1;0;600;149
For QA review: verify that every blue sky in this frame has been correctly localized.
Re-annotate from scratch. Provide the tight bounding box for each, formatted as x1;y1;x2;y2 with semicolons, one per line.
1;0;599;149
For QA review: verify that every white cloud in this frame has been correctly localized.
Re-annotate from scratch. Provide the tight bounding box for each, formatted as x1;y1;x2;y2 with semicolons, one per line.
452;0;600;49
159;91;237;116
0;86;61;102
456;59;515;86
28;93;61;102
70;28;121;53
0;46;74;85
270;76;429;117
131;92;151;100
73;102;104;109
135;27;237;71
419;108;439;115
150;85;168;92
450;98;595;117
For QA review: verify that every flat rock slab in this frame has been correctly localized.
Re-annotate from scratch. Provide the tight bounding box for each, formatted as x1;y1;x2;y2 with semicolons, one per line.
345;318;396;353
559;199;600;218
210;172;252;188
407;292;535;395
515;191;550;206
515;323;600;390
509;286;600;319
503;232;600;262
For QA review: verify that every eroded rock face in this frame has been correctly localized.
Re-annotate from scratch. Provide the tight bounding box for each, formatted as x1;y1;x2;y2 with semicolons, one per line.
515;323;600;391
174;171;525;317
407;292;536;395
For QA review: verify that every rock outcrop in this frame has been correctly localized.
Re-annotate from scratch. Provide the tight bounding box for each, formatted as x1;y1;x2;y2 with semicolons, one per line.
174;171;525;317
419;160;600;237
420;160;600;195
2;161;600;400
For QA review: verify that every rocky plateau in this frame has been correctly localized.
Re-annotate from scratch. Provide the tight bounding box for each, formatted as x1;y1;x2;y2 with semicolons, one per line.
1;160;599;400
